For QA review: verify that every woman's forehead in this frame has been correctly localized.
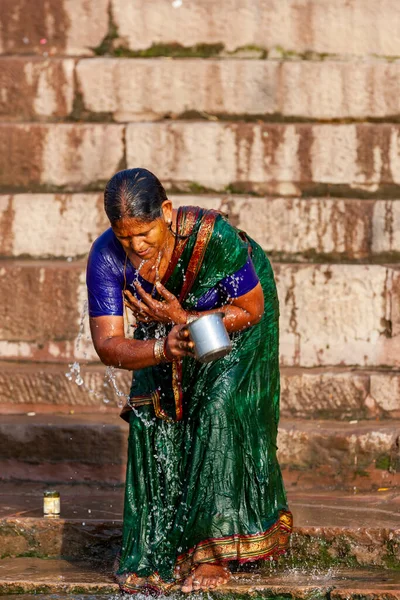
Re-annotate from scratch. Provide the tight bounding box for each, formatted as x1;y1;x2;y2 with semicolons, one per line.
112;216;158;236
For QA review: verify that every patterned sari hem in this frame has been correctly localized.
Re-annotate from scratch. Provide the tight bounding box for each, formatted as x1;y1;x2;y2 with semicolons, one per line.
174;509;293;576
115;510;292;591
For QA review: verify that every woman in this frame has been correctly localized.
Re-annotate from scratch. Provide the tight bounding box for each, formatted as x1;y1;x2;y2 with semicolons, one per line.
87;168;292;594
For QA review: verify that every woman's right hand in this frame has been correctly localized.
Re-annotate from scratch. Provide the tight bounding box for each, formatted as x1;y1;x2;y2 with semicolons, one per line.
165;325;194;359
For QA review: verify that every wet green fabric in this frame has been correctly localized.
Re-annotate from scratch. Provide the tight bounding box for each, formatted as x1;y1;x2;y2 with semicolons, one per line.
118;209;290;582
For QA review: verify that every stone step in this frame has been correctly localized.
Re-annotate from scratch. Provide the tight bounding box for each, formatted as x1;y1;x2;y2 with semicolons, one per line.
110;0;400;59
0;559;399;599
1;193;400;261
0;414;398;489
0;483;399;569
1;486;400;571
125;122;400;197
1;362;400;421
2;0;400;59
3;57;400;123
76;58;400;122
1;261;399;368
3;123;400;196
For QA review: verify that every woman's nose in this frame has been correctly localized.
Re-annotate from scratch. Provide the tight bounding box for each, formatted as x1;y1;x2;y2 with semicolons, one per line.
131;239;146;253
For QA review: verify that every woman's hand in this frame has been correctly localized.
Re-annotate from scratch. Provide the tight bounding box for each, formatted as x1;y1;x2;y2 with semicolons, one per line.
124;282;187;325
165;324;194;359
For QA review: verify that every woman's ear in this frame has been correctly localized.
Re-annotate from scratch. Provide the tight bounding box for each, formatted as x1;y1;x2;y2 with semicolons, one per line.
161;200;173;224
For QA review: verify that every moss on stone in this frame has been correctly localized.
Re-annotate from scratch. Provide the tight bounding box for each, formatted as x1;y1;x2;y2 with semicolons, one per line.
188;182;209;193
375;455;391;470
226;45;268;59
92;6;119;56
98;41;225;58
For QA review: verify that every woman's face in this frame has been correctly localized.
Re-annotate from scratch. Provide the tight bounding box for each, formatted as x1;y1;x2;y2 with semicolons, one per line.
112;201;172;261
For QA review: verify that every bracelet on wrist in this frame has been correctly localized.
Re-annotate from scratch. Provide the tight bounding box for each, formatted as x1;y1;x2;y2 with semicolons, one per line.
154;339;168;363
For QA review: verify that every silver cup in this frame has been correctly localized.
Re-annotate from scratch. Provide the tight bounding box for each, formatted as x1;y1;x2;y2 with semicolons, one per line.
187;312;232;363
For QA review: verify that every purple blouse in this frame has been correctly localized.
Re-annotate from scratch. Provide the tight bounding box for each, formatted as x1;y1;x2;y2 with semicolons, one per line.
87;228;259;318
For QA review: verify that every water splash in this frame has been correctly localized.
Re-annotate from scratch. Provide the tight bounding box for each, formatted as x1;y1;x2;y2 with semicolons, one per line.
65;302;158;429
65;301;130;408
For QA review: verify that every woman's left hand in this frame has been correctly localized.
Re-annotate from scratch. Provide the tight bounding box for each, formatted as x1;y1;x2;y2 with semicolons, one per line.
124;282;187;325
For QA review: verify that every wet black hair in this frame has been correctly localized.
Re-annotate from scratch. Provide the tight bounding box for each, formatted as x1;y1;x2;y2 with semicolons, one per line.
104;168;168;224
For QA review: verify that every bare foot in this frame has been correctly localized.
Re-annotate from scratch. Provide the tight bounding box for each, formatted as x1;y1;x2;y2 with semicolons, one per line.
181;563;230;593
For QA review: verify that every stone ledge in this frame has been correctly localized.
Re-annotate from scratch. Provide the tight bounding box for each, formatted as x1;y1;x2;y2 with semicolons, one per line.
3;123;400;195
1;362;399;420
125;122;400;196
1;560;400;599
0;414;398;489
0;512;399;569
3;57;400;123
76;58;400;122
0;262;399;368
110;0;400;58
0;485;398;568
2;194;400;261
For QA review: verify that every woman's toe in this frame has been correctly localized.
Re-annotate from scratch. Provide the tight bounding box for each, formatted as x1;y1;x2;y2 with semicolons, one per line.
200;577;211;589
181;576;193;593
192;577;202;590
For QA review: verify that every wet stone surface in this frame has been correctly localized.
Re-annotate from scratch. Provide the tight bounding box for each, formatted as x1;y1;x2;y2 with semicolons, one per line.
1;482;399;527
0;558;400;599
0;484;399;569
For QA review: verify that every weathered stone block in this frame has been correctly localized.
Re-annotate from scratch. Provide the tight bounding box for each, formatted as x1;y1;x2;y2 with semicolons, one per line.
0;194;107;258
76;58;277;121
278;419;400;474
0;0;108;56
0;414;128;464
281;369;370;420
275;264;400;367
0;58;74;120
226;196;373;260
126;123;400;195
0;362;131;410
372;200;400;255
370;373;400;416
278;60;400;121
111;0;400;57
77;58;400;121
0;124;124;190
0;261;82;343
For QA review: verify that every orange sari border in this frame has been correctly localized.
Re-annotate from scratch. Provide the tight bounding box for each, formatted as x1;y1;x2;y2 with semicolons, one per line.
161;206;200;286
175;510;293;575
164;208;219;424
178;210;218;303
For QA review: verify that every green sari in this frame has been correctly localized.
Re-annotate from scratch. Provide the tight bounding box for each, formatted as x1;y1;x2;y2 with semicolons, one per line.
116;207;292;591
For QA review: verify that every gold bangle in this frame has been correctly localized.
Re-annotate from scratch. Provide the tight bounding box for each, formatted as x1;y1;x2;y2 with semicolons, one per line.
154;339;170;363
154;339;165;363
